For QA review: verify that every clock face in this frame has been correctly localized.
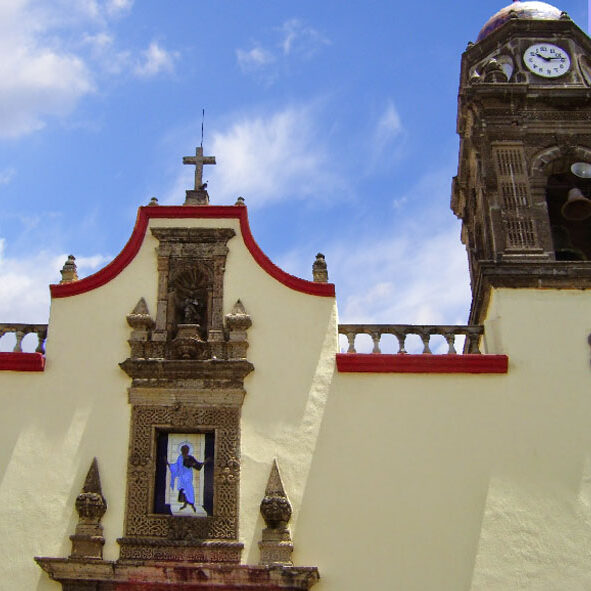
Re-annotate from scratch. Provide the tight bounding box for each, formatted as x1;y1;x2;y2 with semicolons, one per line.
523;43;571;78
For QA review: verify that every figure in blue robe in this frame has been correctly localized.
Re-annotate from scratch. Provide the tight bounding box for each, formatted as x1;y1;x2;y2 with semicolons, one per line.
168;444;204;512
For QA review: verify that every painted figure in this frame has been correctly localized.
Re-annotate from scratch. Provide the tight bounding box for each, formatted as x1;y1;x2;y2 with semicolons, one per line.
168;444;204;512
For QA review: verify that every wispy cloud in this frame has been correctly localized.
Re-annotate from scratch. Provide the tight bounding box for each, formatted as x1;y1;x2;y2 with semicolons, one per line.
236;18;329;80
236;46;275;72
375;101;402;149
134;41;179;78
206;105;342;207
279;19;330;57
0;168;16;185
106;0;134;17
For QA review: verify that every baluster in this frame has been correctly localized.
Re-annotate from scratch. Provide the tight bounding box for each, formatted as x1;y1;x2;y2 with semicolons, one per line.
394;330;406;354
419;330;432;355
444;332;457;354
371;331;381;354
35;330;46;354
465;332;481;354
13;329;25;353
346;332;357;354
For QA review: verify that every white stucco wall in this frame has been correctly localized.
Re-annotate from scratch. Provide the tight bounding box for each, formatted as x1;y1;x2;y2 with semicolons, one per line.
2;213;591;591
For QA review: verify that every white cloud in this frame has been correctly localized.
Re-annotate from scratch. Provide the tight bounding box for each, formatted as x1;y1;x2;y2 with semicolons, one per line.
106;0;133;17
0;168;16;185
0;240;110;348
236;19;329;79
375;101;402;148
236;46;275;72
279;19;330;57
206;106;342;207
134;42;179;78
0;0;97;138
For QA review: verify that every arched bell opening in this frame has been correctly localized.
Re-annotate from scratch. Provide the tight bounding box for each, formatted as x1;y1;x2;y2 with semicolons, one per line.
545;164;591;261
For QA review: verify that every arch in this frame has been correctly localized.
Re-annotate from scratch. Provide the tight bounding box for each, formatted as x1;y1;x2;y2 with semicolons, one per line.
50;206;336;299
530;144;591;177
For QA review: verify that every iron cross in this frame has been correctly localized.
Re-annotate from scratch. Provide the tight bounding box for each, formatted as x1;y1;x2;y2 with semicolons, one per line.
182;147;216;190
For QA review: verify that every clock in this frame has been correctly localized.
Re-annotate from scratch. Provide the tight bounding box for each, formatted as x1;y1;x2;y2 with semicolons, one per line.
523;43;571;78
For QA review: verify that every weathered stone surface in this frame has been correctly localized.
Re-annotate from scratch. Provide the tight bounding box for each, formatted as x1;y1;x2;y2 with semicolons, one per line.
69;459;106;560
35;558;320;590
259;460;294;566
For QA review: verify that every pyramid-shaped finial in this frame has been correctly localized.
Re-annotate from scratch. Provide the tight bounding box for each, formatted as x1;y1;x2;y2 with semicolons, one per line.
82;457;103;495
265;459;287;498
70;458;107;559
259;459;294;565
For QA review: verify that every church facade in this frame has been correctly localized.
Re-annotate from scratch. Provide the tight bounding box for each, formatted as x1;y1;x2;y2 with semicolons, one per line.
2;2;591;589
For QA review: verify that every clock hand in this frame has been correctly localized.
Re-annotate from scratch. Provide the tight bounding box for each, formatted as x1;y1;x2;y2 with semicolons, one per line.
535;53;552;62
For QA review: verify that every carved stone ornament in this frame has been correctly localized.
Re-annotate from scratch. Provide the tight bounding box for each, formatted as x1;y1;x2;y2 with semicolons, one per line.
70;458;107;560
117;227;256;563
59;254;78;284
312;253;328;283
259;460;294;566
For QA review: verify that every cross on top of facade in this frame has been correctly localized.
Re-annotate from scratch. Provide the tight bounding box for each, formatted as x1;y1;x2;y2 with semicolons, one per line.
182;147;216;190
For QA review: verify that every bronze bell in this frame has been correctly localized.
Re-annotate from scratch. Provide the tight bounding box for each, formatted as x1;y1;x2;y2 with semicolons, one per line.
561;188;591;221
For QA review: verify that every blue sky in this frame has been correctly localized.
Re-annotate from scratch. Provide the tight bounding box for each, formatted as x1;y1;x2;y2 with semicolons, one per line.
0;0;588;335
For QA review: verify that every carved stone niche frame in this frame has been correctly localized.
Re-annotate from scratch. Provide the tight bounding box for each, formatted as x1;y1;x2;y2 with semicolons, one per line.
151;227;236;359
118;226;254;563
118;401;244;563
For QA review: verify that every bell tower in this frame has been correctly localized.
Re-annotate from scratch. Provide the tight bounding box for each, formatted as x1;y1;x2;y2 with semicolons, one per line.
452;0;591;323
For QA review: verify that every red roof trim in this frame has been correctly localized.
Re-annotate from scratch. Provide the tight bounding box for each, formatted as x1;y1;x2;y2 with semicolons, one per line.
0;352;46;372
50;206;335;298
336;353;509;374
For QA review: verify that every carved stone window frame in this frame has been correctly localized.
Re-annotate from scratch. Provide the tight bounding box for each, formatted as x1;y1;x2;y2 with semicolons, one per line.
118;399;243;562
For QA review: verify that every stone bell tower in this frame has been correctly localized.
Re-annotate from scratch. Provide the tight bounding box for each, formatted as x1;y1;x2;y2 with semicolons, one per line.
452;0;591;323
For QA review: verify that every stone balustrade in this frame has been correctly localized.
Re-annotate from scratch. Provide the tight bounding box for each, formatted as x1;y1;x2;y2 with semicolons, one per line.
338;324;484;355
0;323;48;354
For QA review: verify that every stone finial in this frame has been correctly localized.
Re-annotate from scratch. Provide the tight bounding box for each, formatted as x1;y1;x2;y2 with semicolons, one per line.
60;255;78;284
70;458;107;559
258;459;293;566
126;298;155;358
312;253;328;283
148;197;159;206
225;300;252;359
235;196;246;206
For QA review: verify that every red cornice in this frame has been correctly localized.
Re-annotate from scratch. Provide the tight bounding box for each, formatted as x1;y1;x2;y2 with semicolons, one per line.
50;206;335;298
336;353;508;374
0;352;46;371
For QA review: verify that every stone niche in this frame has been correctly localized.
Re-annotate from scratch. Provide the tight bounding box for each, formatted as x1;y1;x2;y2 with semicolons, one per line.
118;226;253;562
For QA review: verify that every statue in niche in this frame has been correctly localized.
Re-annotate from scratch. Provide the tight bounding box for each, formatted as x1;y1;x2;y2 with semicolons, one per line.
170;266;210;338
181;291;205;325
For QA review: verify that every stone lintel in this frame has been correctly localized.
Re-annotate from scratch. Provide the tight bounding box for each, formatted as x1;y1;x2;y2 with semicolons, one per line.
151;227;235;245
35;558;320;590
119;358;254;382
470;261;591;323
128;387;246;406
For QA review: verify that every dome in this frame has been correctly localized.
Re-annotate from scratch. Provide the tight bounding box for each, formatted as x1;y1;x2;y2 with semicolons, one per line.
477;1;563;42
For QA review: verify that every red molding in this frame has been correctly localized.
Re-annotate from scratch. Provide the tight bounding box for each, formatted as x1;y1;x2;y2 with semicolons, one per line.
0;352;45;371
50;206;335;299
336;353;509;374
